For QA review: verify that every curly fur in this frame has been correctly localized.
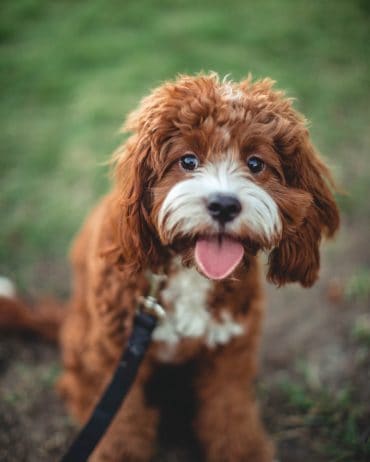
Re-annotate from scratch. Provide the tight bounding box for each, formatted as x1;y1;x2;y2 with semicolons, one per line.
1;73;339;462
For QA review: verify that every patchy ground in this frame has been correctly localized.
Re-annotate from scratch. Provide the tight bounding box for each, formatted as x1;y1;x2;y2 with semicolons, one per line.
1;223;369;462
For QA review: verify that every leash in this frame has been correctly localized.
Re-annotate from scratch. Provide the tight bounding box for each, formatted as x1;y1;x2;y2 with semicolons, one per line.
61;275;166;462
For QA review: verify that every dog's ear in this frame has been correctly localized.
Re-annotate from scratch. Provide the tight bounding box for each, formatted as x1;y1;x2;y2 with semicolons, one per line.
268;130;340;287
104;85;175;273
109;134;163;273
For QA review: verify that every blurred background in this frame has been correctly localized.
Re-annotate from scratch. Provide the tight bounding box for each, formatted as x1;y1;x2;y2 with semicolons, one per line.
0;1;369;461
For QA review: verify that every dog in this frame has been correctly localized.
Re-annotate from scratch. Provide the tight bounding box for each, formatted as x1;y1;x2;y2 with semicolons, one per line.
0;73;339;461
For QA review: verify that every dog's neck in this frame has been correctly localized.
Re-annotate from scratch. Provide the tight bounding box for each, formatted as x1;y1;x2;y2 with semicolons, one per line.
153;253;262;316
147;253;262;363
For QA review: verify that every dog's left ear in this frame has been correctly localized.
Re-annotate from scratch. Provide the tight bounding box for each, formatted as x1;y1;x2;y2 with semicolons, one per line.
267;130;340;287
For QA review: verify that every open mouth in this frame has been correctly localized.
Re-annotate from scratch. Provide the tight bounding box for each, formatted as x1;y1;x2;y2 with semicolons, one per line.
194;235;245;280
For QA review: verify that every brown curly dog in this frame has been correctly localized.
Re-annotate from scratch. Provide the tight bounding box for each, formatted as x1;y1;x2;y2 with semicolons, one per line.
0;73;339;462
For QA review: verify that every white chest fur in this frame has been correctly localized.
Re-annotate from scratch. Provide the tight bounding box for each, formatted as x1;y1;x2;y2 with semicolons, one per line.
152;266;244;351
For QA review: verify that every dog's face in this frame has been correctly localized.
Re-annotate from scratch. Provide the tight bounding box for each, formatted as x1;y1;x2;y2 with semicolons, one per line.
113;74;339;287
154;138;284;280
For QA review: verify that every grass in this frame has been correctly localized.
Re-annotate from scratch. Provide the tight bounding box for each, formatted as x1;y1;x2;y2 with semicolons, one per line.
1;0;369;293
260;288;370;462
0;0;369;460
261;316;370;462
274;382;370;461
346;268;370;303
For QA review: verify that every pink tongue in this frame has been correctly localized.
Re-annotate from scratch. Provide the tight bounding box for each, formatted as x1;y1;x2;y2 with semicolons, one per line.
195;236;244;280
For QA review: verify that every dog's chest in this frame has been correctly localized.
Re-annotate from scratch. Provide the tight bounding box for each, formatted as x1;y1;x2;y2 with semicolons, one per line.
152;266;244;361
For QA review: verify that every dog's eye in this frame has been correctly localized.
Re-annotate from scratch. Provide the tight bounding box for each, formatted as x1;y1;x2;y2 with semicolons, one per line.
246;156;265;173
180;153;199;171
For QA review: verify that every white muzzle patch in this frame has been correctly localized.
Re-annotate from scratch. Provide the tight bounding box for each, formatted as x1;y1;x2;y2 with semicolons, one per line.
158;158;281;245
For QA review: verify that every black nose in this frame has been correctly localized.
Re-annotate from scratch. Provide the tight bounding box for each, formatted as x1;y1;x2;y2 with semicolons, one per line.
207;194;242;223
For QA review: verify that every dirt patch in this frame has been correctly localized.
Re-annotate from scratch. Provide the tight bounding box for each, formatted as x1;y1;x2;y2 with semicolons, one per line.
0;225;369;461
0;337;76;462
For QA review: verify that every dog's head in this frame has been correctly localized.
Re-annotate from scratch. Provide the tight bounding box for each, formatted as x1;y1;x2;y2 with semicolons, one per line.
112;74;339;287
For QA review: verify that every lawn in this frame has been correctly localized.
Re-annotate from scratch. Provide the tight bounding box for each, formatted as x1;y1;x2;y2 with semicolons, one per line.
0;0;369;461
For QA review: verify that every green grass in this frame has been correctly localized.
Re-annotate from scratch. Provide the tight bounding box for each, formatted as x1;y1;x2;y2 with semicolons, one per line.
346;268;370;303
276;382;370;462
259;316;370;462
1;0;369;293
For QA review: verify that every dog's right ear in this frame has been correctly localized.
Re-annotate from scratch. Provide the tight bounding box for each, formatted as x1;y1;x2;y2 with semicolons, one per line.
102;81;179;273
107;134;163;273
101;83;177;273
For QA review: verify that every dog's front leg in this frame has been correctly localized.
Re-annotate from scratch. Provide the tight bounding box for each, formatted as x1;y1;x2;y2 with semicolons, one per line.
193;339;274;462
90;362;159;462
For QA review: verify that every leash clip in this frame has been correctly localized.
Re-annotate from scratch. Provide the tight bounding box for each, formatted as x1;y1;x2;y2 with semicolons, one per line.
138;273;167;320
138;295;166;320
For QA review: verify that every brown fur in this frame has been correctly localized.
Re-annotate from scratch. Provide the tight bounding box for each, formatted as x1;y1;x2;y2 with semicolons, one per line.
1;74;339;461
0;296;63;342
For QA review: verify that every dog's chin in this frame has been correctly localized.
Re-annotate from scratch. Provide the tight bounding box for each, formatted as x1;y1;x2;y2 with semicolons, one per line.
169;234;259;281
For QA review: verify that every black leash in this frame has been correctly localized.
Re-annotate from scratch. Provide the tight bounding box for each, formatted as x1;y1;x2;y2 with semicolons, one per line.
61;280;165;462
